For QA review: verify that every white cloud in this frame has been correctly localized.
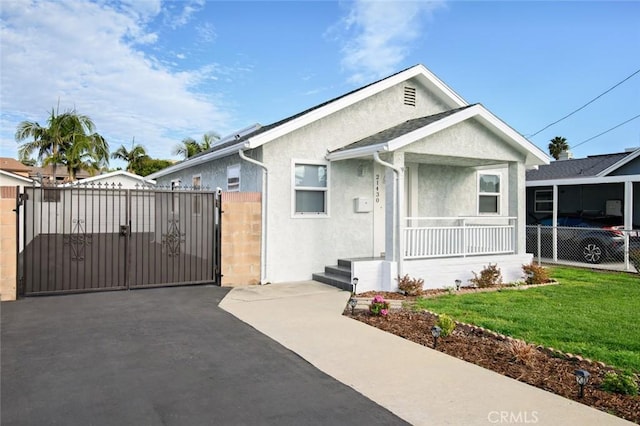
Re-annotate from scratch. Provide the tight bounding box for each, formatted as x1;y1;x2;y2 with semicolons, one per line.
0;0;231;161
169;0;206;28
196;22;217;43
330;0;444;84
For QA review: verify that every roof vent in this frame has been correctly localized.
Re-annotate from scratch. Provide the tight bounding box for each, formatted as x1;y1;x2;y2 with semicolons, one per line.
404;86;416;107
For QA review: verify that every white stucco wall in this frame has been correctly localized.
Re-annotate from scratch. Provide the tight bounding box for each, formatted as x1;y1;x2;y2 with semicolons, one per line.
155;152;263;193
259;78;455;283
406;118;523;162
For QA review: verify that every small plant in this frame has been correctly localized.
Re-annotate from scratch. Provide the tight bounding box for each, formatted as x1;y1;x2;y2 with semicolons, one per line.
369;295;390;317
601;370;639;396
435;314;456;337
522;263;550;285
397;274;424;296
469;263;503;288
507;340;536;366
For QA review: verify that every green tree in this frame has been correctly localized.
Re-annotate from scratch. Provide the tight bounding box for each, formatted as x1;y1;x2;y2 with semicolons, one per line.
111;140;148;174
136;157;173;176
548;136;569;160
172;132;220;159
15;107;109;181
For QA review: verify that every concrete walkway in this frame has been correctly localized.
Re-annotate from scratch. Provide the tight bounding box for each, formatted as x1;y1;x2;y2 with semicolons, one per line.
219;281;632;426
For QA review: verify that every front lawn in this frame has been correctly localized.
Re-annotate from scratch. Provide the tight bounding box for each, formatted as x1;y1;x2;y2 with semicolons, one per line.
414;266;640;372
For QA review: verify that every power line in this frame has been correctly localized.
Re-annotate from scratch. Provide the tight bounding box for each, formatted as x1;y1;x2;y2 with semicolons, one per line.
571;113;640;150
528;67;640;137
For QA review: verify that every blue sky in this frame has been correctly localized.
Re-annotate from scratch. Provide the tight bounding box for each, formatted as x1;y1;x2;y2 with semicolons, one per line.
1;0;638;169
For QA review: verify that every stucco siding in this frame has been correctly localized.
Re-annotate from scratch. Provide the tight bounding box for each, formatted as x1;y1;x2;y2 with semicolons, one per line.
262;146;374;282
416;165;476;217
404;118;523;162
155;152;262;192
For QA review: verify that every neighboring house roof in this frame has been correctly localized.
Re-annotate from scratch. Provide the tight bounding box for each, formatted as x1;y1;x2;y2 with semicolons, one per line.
0;169;36;184
29;165;91;180
0;157;31;174
66;170;156;187
526;149;639;181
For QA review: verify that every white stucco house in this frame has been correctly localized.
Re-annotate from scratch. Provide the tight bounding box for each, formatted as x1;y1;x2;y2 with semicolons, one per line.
149;64;550;293
65;170;156;189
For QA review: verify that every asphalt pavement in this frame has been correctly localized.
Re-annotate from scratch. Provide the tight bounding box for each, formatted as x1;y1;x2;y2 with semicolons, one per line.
0;286;407;425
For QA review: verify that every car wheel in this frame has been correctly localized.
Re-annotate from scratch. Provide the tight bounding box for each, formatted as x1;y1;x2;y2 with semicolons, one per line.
581;239;604;264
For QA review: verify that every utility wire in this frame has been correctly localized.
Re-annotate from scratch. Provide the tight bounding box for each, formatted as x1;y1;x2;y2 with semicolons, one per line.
571;113;640;150
528;67;640;137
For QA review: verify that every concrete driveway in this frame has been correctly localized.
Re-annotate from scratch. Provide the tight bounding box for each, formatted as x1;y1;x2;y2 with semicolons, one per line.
1;286;407;425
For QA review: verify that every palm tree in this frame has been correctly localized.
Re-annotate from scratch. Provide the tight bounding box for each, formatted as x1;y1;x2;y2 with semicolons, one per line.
172;132;220;159
173;137;200;159
548;136;569;160
15;107;109;181
111;140;148;173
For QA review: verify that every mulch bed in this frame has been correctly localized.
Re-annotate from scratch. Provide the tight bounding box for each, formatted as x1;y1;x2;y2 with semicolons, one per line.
347;299;639;424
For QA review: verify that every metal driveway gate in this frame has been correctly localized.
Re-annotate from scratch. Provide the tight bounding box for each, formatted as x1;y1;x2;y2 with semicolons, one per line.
19;185;221;296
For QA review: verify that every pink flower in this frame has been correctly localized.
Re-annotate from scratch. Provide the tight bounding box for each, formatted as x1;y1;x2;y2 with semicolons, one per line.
372;295;385;303
380;309;389;316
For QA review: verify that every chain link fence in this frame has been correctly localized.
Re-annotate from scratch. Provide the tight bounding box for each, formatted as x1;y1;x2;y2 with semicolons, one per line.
526;225;640;272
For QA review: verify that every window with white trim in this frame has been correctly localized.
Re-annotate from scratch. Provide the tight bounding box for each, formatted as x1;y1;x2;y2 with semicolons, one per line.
227;164;240;192
192;175;201;215
293;161;328;216
478;173;500;214
534;189;553;213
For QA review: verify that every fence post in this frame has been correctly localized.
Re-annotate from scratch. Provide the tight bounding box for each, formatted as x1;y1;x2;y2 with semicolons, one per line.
624;229;630;271
536;224;542;266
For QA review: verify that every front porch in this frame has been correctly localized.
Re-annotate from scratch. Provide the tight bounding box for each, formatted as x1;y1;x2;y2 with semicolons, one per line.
313;216;532;293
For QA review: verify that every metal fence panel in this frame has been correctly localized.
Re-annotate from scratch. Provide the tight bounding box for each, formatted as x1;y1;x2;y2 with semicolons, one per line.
19;184;221;296
526;224;639;272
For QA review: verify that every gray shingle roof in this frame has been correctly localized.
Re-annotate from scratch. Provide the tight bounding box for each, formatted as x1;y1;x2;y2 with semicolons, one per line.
330;104;477;153
182;64;423;163
526;152;631;181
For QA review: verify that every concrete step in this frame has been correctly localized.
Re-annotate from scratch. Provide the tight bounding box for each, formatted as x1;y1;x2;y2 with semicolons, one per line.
311;272;352;292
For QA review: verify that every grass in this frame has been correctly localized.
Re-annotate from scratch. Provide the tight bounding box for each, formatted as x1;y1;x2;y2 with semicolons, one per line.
414;266;640;372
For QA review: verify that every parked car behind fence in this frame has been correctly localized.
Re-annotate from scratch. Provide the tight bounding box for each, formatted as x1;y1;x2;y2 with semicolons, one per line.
526;215;640;265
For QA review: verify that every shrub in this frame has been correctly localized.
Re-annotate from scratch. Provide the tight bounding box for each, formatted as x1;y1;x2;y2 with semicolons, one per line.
397;274;424;296
522;263;550;285
469;263;503;288
601;371;639;396
436;314;456;337
507;340;536;366
369;295;391;317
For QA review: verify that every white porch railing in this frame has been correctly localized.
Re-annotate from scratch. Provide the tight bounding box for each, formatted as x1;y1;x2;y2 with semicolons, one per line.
403;217;517;259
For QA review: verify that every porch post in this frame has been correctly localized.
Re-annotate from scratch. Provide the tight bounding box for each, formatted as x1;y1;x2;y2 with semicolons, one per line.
624;180;633;270
508;162;525;254
552;185;558;262
381;152;405;264
624;181;633;231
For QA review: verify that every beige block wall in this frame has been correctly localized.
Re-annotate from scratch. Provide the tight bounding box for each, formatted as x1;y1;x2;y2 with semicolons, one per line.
0;186;17;301
221;192;261;286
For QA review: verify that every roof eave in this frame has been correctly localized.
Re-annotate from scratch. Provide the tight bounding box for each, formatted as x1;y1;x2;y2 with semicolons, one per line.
325;143;390;161
526;174;640;186
596;148;640;177
246;64;468;151
146;142;245;180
